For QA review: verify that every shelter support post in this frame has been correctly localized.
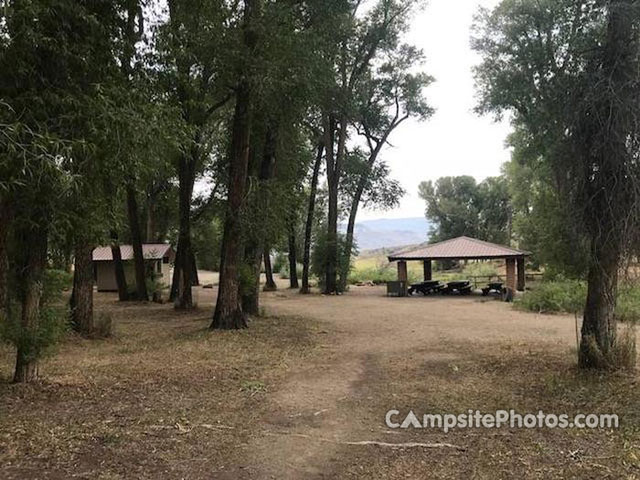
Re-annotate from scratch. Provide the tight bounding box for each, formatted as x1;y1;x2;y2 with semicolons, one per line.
516;257;525;291
506;258;516;291
423;260;432;281
397;261;408;296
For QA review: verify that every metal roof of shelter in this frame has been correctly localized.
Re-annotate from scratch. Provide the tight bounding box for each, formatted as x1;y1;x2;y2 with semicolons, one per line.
92;244;175;262
388;236;529;261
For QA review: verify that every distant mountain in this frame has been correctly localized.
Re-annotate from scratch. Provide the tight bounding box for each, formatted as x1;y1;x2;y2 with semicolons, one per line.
341;217;431;251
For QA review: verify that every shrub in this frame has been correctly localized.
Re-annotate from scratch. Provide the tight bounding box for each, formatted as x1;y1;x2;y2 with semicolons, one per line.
272;252;287;274
311;230;355;292
278;261;302;281
516;279;640;322
515;279;586;314
615;284;640;323
0;269;71;364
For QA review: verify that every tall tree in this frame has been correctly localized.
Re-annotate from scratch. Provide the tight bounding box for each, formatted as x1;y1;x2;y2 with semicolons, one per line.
159;0;234;309
474;0;640;369
321;0;423;293
211;0;262;330
300;142;324;294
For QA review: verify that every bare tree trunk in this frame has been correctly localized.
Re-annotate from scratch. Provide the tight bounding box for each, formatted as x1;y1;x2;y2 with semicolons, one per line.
211;84;251;328
170;252;180;301
324;115;339;294
288;221;299;289
13;223;47;383
146;204;156;243
243;126;277;310
211;0;260;330
190;250;199;286
263;247;277;291
126;184;148;301
580;236;620;368
300;143;323;294
70;239;94;336
110;230;129;301
174;158;195;309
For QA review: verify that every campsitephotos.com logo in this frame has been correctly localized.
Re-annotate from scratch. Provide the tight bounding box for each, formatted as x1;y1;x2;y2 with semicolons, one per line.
385;409;619;433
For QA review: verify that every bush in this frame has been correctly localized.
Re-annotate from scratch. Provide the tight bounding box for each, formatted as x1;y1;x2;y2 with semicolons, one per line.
0;268;71;364
272;252;287;274
278;261;303;281
615;284;640;323
515;279;586;314
43;269;73;301
311;230;356;292
516;279;640;322
0;306;68;365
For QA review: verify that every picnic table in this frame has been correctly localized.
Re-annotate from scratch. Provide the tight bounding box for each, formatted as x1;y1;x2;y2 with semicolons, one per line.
481;282;504;296
408;280;444;296
442;280;473;295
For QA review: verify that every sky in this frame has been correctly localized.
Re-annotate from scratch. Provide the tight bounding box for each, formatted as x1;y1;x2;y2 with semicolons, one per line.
358;0;512;221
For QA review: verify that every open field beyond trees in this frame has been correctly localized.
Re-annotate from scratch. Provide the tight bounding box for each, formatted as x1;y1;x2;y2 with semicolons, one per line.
2;282;640;479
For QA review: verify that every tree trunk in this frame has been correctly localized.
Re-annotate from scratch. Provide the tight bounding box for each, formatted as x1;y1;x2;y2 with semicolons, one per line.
190;249;199;286
174;157;195;309
300;143;323;294
13;223;48;383
211;87;251;328
126;184;148;301
243;126;277;309
579;237;620;368
263;247;277;291
70;239;94;336
578;0;635;370
170;250;180;302
110;230;129;301
146;197;156;242
324;115;340;294
211;0;260;330
288;221;299;289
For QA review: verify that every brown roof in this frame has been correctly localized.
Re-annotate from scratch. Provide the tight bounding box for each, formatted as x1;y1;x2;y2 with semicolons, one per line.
388;236;529;261
92;244;175;262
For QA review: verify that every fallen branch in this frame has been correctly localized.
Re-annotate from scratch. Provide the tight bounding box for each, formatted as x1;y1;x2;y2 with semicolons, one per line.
265;431;465;451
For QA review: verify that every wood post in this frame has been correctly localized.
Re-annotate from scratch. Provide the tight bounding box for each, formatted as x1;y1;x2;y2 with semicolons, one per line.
423;260;432;281
397;261;408;297
516;257;525;291
506;258;516;292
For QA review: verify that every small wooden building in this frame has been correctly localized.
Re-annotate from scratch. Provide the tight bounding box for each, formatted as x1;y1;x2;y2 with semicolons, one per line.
92;244;175;292
388;236;530;295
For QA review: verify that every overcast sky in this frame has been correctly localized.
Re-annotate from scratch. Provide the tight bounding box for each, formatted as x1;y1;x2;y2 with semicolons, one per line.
359;0;511;221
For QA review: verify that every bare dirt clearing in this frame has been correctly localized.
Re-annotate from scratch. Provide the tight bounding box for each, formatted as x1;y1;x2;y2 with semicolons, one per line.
1;282;639;479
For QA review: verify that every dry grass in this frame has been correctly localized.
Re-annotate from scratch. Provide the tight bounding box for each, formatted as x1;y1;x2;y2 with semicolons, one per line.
0;294;324;479
2;287;640;479
326;343;640;479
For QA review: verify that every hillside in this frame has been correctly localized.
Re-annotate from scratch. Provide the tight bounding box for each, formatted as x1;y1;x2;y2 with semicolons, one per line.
342;217;431;251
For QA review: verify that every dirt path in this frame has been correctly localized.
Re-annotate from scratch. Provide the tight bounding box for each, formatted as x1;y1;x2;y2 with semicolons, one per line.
211;285;579;479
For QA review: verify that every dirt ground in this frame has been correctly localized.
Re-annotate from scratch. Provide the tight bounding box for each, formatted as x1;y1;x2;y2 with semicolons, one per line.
1;279;640;479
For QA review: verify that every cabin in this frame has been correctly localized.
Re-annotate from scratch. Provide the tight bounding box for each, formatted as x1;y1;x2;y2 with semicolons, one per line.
92;244;175;292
